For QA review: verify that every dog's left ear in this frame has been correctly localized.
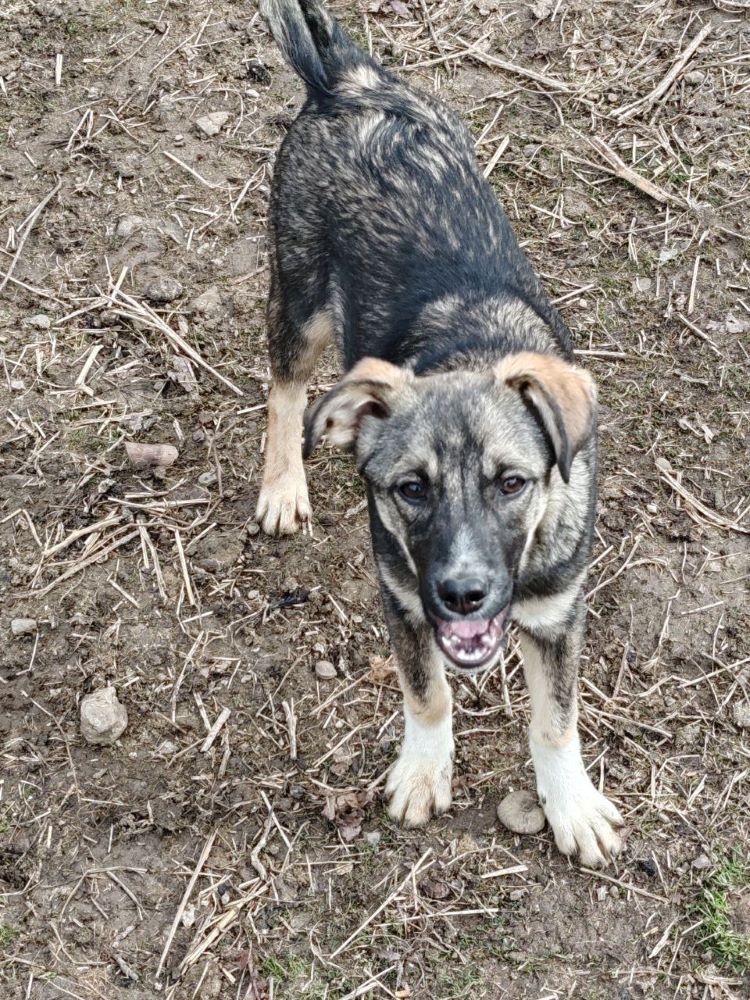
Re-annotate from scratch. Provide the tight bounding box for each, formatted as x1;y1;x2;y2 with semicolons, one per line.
304;358;414;458
495;352;596;482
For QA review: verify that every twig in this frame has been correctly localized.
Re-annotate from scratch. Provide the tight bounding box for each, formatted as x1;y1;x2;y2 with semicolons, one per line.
163;150;223;190
156;830;217;980
586;136;683;207
200;708;231;752
676;312;721;357
615;22;713;122
109;282;243;396
0;179;62;293
658;465;750;535
27;528;140;597
329;850;433;959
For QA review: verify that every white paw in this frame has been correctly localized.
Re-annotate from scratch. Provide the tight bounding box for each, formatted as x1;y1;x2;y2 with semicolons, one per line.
256;473;311;536
532;738;623;867
386;707;454;827
386;748;453;827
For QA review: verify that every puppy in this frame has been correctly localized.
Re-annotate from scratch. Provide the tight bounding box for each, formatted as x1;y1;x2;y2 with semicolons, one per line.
257;0;623;866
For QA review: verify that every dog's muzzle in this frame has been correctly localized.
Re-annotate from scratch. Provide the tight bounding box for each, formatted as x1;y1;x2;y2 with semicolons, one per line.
434;608;509;670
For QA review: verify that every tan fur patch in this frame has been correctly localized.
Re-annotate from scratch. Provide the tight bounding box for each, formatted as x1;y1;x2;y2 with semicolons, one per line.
297;308;334;373
256;382;310;535
344;356;414;388
520;633;579;749
402;667;452;728
495;351;596;455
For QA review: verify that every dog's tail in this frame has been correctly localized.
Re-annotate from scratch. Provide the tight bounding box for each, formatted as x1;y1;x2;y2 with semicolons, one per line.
260;0;372;96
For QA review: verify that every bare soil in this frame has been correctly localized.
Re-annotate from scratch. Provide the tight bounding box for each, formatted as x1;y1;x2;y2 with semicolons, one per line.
1;2;749;998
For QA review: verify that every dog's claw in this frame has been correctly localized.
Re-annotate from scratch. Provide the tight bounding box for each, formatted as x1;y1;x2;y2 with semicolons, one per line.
256;475;311;535
386;750;453;827
543;783;624;868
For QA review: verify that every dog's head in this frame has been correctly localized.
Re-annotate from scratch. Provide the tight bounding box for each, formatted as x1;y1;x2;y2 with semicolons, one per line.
305;354;596;671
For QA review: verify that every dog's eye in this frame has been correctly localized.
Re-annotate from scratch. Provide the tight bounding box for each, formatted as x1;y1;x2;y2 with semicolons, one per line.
398;480;428;503
499;474;526;496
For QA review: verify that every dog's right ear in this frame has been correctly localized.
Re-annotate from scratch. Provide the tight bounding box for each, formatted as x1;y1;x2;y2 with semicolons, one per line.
303;358;414;458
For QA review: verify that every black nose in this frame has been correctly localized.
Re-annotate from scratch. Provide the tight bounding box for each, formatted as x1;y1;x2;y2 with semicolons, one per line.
437;577;487;616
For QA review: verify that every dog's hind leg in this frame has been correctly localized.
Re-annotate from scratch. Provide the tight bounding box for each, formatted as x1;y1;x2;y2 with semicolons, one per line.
518;596;623;867
380;587;454;827
256;270;333;536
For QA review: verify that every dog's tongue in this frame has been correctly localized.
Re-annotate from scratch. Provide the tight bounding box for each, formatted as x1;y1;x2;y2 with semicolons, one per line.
435;611;508;669
440;619;491;640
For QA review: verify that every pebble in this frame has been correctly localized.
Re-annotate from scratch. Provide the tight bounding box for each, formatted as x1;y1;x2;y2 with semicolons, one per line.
80;687;128;746
196;112;230;137
11;617;37;637
315;660;337;680
116;215;145;240
144;275;183;303
684;70;705;85
364;830;381;847
496;789;546;835
24;313;51;330
198;470;218;486
118;153;142;179
692;853;711;870
733;702;750;729
191;285;224;317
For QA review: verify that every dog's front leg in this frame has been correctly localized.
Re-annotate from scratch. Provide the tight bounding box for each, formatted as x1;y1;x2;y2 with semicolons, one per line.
519;601;623;866
381;592;454;827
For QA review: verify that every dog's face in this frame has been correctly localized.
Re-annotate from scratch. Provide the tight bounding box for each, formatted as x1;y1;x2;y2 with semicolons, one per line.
305;355;595;672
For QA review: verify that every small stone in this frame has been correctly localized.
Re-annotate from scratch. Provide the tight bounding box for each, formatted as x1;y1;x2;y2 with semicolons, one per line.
732;702;750;729
144;275;183;303
364;830;381;847
10;379;25;392
118;154;141;179
115;215;145;239
191;286;224;317
11;617;37;637
198;470;218;486
692;853;711;870
684;70;705;85
246;522;260;536
315;660;337;680
637;856;657;877
497;789;546;835
80;687;128;746
289;784;305;800
420;877;450;900
634;276;653;294
24;313;51;330
196;112;230;137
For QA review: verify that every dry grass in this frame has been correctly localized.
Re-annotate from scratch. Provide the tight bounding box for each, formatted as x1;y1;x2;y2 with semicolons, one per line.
1;1;749;998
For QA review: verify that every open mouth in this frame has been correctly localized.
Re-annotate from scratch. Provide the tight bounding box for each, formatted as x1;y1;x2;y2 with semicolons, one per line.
435;610;509;670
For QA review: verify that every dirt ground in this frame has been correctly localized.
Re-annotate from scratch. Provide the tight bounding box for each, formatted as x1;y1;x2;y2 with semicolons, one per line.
1;1;749;998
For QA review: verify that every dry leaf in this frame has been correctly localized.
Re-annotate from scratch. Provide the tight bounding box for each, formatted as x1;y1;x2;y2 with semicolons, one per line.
369;654;397;684
322;788;375;842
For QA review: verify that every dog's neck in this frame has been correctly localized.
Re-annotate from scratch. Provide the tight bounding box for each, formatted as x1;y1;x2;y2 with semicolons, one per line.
403;293;572;376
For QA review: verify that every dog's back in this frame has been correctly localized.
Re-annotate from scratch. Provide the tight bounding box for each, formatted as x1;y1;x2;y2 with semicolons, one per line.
261;0;572;373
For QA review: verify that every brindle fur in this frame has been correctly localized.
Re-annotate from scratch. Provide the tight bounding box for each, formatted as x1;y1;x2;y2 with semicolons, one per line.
257;0;624;866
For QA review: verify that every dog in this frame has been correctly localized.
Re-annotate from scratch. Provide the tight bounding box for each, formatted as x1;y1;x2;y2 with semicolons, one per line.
256;0;623;866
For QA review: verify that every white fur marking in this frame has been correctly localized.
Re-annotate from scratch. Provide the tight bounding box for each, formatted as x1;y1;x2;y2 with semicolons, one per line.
256;383;311;536
386;702;454;827
513;578;584;633
531;734;623;867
